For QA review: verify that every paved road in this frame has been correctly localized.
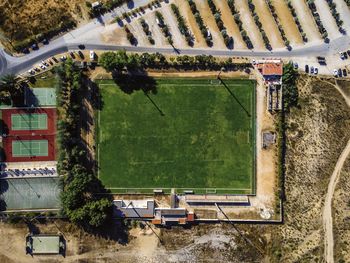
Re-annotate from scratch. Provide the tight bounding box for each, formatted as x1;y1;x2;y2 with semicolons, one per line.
0;0;350;77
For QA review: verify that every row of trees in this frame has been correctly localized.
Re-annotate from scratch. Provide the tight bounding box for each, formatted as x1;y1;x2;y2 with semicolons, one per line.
266;0;290;48
56;60;111;228
155;11;173;45
0;74;25;106
324;0;344;32
285;0;308;42
306;0;329;41
124;25;137;45
170;4;193;46
247;0;271;50
207;0;233;48
187;0;212;46
227;0;253;49
99;50;252;72
140;18;155;45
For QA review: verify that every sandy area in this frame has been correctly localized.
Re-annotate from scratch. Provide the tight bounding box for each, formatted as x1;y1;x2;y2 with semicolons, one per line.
234;0;265;50
194;0;225;49
271;0;303;46
314;0;341;40
213;0;246;50
251;0;284;49
162;4;187;48
174;0;206;48
290;0;322;42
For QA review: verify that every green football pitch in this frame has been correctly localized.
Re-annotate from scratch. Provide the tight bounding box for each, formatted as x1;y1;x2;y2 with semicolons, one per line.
97;78;256;194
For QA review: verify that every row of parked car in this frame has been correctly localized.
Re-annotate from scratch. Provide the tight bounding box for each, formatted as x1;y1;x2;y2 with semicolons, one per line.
27;50;95;75
305;64;319;75
339;50;350;60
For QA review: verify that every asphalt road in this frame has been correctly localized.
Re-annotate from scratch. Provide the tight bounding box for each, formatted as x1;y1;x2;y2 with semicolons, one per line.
1;0;350;77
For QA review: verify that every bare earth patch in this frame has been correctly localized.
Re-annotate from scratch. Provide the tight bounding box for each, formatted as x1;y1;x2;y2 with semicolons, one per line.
251;0;284;49
271;0;303;46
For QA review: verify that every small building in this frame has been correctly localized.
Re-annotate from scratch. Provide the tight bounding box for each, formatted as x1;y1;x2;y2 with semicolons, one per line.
262;131;276;149
257;61;283;85
26;234;65;255
113;199;155;218
152;208;194;225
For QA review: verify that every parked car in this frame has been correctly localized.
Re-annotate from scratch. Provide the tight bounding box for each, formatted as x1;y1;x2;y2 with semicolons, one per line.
69;51;75;58
293;62;298;69
344;52;348;59
52;57;59;63
305;64;309;73
90;50;95;60
314;67;318;74
60;55;67;61
340;52;345;60
347;50;350;57
343;69;347;77
40;64;46;70
27;69;35;75
42;39;49;45
78;50;84;59
333;69;338;77
338;68;342;77
310;66;314;74
41;60;49;66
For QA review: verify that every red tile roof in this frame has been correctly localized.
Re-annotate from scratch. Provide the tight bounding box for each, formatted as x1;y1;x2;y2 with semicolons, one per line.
261;63;283;76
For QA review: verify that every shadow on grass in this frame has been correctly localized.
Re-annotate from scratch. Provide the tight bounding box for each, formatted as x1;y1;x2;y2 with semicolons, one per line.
111;73;157;95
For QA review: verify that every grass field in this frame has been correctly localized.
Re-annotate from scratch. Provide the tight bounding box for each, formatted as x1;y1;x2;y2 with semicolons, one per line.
97;77;256;194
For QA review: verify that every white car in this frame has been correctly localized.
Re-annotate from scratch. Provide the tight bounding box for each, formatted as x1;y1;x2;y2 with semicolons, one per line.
41;60;49;66
314;67;318;74
27;69;35;75
90;50;95;60
40;64;46;69
333;69;338;77
60;55;67;61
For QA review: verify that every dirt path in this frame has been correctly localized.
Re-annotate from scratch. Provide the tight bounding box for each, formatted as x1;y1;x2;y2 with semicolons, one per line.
213;0;246;50
194;0;225;49
271;0;303;46
251;0;284;49
323;81;350;263
235;0;265;50
290;0;321;43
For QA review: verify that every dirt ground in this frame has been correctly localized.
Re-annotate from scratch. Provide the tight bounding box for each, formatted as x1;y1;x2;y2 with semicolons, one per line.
234;0;265;50
251;0;284;49
269;76;350;262
0;219;270;263
213;0;246;50
194;0;225;49
271;0;303;46
0;0;90;46
290;0;322;42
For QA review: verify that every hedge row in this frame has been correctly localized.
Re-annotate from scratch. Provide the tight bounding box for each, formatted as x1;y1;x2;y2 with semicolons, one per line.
187;0;212;46
155;11;173;45
265;0;290;48
285;0;308;42
306;0;328;40
140;18;155;45
170;3;193;46
207;0;232;48
247;0;271;49
227;0;253;49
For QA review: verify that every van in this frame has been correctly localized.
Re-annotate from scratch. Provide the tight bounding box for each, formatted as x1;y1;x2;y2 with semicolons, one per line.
90;50;95;60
